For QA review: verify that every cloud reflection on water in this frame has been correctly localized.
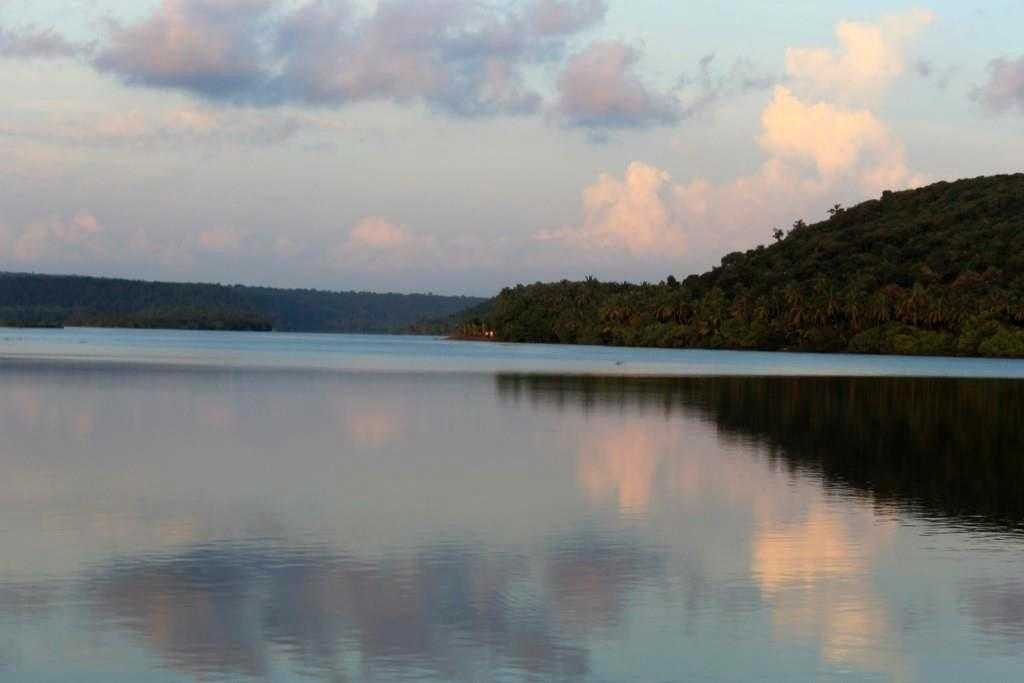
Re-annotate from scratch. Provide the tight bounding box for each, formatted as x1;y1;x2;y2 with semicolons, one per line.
499;374;916;677
577;426;662;514
3;364;1024;680
753;503;904;675
81;534;666;681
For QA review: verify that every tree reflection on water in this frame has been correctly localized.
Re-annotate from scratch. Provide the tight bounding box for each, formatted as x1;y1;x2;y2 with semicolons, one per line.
497;374;1024;529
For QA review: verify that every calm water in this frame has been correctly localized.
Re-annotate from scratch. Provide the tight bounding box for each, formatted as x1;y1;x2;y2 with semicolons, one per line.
2;330;1024;681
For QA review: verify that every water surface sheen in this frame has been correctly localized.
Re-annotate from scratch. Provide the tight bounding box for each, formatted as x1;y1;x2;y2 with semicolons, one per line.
5;326;1024;377
2;330;1024;682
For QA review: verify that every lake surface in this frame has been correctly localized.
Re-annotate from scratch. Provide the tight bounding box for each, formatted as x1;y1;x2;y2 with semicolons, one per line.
2;329;1024;681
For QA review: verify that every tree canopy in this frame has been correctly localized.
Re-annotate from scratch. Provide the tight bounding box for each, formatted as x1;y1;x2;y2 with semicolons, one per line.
471;173;1024;357
0;272;485;333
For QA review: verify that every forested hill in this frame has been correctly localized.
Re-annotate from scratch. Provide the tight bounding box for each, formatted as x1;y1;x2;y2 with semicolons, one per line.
0;272;485;332
471;173;1024;357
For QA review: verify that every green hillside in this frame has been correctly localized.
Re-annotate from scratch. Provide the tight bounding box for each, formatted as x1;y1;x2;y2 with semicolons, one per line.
0;272;484;333
472;173;1024;357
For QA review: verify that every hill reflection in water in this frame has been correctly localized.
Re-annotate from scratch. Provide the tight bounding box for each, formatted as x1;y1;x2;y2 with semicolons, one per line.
497;374;1024;529
3;358;1024;680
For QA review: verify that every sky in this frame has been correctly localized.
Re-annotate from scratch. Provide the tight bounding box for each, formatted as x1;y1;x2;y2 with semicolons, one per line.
0;0;1022;295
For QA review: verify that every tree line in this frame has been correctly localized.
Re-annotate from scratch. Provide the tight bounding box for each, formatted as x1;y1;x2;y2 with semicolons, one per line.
0;273;485;332
497;373;1024;526
469;174;1024;357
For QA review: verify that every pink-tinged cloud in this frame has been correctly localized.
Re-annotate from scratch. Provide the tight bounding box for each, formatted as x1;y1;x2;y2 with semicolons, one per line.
197;227;246;252
0;211;105;263
554;41;680;130
332;217;442;270
539;132;924;272
973;55;1024;114
785;9;934;102
536;162;686;257
93;0;604;117
537;12;932;272
346;217;413;250
535;158;837;270
760;86;893;177
94;0;273;98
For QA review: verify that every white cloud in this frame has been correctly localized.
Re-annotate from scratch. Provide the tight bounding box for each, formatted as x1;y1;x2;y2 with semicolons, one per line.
331;217;440;269
536;162;686;257
536;158;836;268
785;9;934;102
760;86;888;175
759;85;917;191
346;216;413;250
535;11;935;272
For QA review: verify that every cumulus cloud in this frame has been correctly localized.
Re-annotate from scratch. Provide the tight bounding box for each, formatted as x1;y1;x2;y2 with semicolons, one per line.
0;212;270;274
537;11;934;272
536;158;839;269
541;130;923;271
785;9;934;101
0;211;105;263
0;26;83;59
332;217;440;268
94;0;606;117
346;216;413;250
760;86;894;178
553;41;680;130
972;55;1024;114
766;11;932;190
536;162;686;257
0;206;480;290
93;0;274;98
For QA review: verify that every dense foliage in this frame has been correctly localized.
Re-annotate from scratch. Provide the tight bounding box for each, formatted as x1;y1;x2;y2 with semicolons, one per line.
0;273;484;332
476;174;1024;357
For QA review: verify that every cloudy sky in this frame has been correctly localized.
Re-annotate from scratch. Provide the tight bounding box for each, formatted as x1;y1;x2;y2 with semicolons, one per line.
1;0;1022;295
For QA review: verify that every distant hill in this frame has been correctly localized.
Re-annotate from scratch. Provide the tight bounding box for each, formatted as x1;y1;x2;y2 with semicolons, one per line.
0;272;485;333
469;174;1024;357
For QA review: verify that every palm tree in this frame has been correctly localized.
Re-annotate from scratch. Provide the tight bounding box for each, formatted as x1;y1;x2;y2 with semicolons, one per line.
927;294;948;328
783;285;806;331
812;279;839;325
845;297;863;332
897;283;929;326
674;301;694;325
870;290;891;324
730;292;753;323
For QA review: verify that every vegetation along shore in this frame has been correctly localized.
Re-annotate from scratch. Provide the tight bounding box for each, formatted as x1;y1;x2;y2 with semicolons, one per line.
0;272;484;333
456;174;1024;358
